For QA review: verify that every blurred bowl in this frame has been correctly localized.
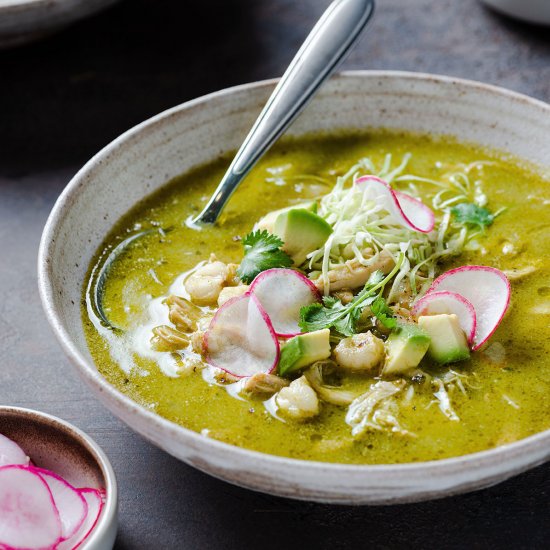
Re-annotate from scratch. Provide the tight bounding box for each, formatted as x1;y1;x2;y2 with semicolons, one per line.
481;0;550;25
0;0;120;48
0;406;118;549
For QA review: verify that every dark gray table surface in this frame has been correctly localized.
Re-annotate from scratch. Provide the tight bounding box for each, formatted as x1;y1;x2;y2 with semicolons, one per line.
1;0;549;548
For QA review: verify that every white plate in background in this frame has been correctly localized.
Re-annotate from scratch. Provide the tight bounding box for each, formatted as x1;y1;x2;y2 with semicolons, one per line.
481;0;550;25
0;0;120;49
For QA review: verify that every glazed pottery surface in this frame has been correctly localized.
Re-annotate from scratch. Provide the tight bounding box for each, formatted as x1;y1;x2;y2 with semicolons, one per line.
38;71;550;504
0;406;118;549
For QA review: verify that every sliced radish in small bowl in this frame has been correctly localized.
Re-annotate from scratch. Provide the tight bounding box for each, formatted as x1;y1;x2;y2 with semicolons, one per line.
428;266;511;351
0;465;62;550
249;268;321;337
412;290;477;345
204;293;280;378
0;433;30;466
56;488;104;550
32;467;88;542
355;176;435;233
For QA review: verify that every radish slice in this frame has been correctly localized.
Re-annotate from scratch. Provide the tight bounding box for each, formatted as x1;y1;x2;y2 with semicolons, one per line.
428;266;511;351
56;488;103;550
0;434;30;467
412;290;477;345
249;268;321;337
0;465;62;549
33;467;88;541
355;176;435;233
204;293;280;378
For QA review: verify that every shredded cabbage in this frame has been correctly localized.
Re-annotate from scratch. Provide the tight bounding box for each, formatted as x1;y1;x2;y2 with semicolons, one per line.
308;154;496;297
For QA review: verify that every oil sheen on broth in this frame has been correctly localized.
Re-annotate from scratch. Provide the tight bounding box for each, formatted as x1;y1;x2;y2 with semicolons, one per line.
83;131;550;464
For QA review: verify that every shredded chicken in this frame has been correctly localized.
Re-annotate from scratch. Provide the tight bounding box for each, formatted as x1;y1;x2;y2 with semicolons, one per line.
314;249;395;292
305;361;358;406
333;289;354;304
391;278;415;309
431;379;459;421
345;379;411;437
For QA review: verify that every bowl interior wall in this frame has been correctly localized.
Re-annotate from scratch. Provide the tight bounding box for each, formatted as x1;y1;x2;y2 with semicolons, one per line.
47;75;550;364
0;409;105;489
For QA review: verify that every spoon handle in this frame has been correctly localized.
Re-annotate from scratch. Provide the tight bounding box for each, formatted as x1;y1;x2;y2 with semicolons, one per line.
194;0;375;225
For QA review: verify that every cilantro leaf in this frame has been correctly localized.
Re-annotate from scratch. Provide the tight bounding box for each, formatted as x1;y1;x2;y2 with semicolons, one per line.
370;296;397;329
299;268;395;336
237;230;293;284
451;203;494;230
299;302;335;333
333;307;362;337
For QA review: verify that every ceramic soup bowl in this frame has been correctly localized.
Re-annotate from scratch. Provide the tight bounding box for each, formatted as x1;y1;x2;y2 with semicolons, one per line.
38;71;550;504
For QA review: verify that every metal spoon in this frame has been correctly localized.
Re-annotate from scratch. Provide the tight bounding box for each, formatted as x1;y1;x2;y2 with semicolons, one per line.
192;0;375;226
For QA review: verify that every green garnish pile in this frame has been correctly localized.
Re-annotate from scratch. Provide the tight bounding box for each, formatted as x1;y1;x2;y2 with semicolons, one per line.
299;254;404;336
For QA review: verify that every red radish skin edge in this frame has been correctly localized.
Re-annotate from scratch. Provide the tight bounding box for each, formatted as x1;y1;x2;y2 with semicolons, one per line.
355;176;435;233
250;268;322;301
428;265;511;351
412;290;477;345
56;488;104;550
0;464;63;550
249;268;322;338
204;293;280;379
76;489;104;548
30;466;88;541
394;190;436;233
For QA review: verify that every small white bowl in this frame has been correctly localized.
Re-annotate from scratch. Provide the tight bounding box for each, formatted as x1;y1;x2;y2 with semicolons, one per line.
0;0;120;48
0;406;118;549
38;71;550;504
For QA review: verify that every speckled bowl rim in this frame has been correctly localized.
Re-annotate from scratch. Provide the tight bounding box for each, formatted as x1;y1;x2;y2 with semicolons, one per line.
0;406;117;548
38;71;550;503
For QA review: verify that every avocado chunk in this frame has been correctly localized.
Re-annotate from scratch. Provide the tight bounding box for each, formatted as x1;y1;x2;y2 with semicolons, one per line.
278;329;331;377
273;208;332;266
255;202;316;234
418;314;470;364
383;323;431;375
